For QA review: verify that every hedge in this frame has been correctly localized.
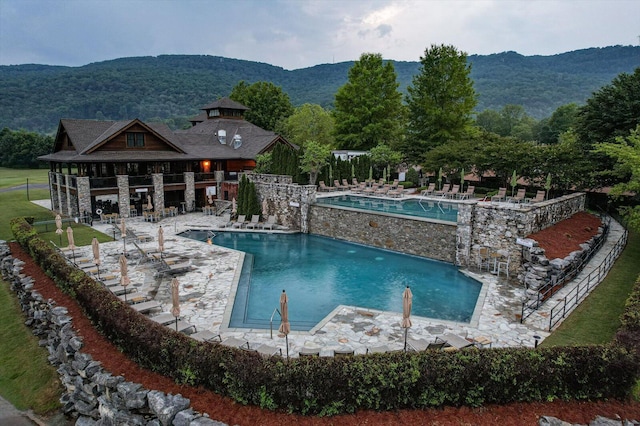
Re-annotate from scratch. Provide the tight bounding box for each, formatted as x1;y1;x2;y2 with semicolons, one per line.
10;217;640;415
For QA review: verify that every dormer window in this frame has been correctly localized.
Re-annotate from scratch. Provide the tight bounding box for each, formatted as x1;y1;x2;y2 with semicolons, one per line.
126;132;145;148
208;109;220;117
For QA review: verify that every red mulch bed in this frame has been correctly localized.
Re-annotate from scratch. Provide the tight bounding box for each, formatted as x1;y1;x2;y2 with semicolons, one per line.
9;210;640;425
527;211;603;260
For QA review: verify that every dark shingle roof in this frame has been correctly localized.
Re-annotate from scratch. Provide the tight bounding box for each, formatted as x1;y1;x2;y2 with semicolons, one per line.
200;97;249;111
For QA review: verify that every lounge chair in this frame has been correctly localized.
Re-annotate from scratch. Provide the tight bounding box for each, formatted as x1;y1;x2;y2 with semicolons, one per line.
259;215;277;230
254;344;283;357
245;215;261;229
130;300;162;313
232;215;247;228
318;181;335;192
446;184;460;199
149;312;177;325
299;347;321;357
407;337;447;351
420;183;436;196
434;183;451;197
333;180;348;190
333;347;355;357
457;185;475;200
440;333;474;349
221;337;250;349
388;185;404;198
490;187;507;202
157;261;191;276
218;213;233;228
342;179;354;189
366;345;390;354
525;190;546;203
351;182;366;194
506;188;526;203
191;331;222;342
166;320;196;334
118;292;148;304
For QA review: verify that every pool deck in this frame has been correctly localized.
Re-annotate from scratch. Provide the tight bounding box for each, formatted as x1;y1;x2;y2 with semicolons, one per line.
35;199;625;357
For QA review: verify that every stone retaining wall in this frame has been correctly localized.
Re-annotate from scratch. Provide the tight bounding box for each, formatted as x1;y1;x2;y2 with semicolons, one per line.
307;205;458;262
0;241;225;426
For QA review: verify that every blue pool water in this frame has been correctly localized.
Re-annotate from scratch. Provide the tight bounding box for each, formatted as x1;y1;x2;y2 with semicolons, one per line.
315;194;458;222
180;231;482;331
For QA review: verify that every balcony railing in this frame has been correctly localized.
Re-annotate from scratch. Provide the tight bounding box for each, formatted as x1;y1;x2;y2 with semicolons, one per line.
164;173;185;184
129;176;153;187
194;172;217;182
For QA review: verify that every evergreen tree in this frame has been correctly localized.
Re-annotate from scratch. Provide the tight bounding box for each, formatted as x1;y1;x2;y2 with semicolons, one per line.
229;81;294;131
405;44;477;162
333;53;405;150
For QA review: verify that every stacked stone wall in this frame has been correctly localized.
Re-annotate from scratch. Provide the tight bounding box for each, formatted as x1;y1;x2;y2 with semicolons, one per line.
467;193;586;275
246;173;314;232
0;241;224;426
184;172;195;212
307;205;457;262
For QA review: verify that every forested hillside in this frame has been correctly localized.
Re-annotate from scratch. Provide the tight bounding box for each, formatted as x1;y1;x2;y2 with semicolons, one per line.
1;46;638;133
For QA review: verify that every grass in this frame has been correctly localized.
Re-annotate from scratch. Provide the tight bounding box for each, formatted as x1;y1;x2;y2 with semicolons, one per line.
0;167;50;189
542;229;640;346
0;279;61;414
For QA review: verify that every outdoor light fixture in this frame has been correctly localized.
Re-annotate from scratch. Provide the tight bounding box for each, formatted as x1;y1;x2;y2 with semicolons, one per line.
533;335;541;348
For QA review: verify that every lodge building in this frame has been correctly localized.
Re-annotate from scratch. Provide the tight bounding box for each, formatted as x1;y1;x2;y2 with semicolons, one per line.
39;98;295;218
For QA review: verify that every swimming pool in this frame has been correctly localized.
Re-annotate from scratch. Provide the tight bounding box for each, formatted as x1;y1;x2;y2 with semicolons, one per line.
180;230;482;331
315;194;458;222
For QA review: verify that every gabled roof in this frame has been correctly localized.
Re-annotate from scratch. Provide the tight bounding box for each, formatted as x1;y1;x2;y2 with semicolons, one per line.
200;97;249;111
80;119;184;154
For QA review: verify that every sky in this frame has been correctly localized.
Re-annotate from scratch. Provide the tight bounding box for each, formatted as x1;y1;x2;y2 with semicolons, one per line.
1;0;638;70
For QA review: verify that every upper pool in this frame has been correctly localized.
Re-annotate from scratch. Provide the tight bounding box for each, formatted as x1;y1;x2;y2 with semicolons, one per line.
180;231;482;331
315;194;458;222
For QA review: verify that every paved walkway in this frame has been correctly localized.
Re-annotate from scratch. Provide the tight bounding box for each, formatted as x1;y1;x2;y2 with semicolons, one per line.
34;199;624;357
0;395;39;425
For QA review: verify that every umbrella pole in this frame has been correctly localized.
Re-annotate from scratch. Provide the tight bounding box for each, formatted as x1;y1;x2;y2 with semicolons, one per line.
404;328;408;352
286;334;289;360
97;264;100;280
175;317;178;332
124;291;127;303
59;234;62;246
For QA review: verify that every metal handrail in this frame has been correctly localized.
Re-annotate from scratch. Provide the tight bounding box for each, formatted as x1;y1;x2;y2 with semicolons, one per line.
547;228;628;330
520;214;611;322
270;308;281;339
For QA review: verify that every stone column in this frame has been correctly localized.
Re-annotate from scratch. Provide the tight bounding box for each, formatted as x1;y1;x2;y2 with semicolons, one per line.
455;203;475;267
64;175;73;216
184;172;195;212
299;185;316;234
152;173;164;211
76;176;92;219
116;175;130;218
214;170;225;200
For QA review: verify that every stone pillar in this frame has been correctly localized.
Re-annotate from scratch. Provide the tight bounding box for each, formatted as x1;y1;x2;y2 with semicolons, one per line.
76;176;92;219
214;170;225;200
152;173;164;211
455;203;475;267
64;175;73;216
184;172;195;212
116;175;129;218
299;185;316;234
56;173;64;215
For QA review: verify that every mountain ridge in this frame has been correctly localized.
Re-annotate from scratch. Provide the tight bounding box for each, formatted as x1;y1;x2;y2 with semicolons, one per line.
1;45;638;133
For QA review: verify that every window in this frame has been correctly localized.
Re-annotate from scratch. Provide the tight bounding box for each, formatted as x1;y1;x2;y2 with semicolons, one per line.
208;109;220;117
126;132;145;148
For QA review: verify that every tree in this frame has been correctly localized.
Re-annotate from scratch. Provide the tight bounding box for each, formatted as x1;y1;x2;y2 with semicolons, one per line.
0;128;53;168
333;53;405;151
229;81;294;131
534;103;579;145
475;105;536;141
404;44;477;162
369;144;402;180
299;141;331;185
253;152;272;174
594;126;640;232
278;104;335;148
575;68;640;186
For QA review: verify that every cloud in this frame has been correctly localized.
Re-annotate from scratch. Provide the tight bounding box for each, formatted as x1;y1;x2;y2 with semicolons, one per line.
0;0;638;69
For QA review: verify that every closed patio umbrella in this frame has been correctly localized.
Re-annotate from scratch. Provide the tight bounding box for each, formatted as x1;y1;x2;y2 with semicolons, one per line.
460;167;465;192
402;286;413;351
171;277;181;332
66;226;76;262
262;198;268;216
437;167;443;190
147;195;153;212
119;254;130;302
232;197;237;214
92;237;101;279
55;214;63;246
545;172;552;200
278;289;291;359
158;226;164;258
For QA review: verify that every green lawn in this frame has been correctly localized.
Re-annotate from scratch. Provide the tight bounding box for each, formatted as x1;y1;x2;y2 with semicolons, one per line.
542;229;640;346
0;167;50;189
0;279;61;414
